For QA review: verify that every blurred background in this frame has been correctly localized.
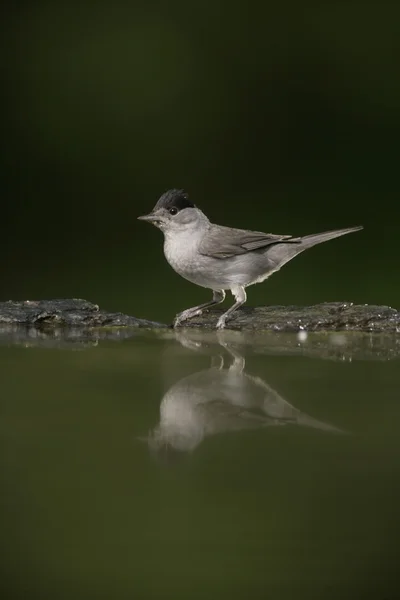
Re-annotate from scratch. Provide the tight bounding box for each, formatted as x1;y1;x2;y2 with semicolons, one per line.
1;1;399;324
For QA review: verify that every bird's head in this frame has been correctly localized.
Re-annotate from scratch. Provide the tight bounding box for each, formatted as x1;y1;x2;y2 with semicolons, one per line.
138;189;206;234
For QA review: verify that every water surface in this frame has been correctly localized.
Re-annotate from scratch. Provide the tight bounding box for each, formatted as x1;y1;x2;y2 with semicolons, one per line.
1;330;399;599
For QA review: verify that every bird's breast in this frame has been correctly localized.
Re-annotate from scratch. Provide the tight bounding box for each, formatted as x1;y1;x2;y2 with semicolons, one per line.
163;234;221;289
164;234;197;272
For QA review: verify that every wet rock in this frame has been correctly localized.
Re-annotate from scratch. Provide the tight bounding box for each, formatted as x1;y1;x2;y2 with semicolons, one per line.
0;300;399;342
0;298;165;329
181;302;400;333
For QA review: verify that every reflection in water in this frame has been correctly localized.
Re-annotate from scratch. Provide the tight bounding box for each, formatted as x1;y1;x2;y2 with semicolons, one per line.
142;333;344;457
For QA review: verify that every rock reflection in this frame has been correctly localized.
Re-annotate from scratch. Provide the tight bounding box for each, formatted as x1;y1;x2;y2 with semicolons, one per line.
142;333;343;457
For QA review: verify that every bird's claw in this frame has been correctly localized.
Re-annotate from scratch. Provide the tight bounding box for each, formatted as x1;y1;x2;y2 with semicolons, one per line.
173;308;203;328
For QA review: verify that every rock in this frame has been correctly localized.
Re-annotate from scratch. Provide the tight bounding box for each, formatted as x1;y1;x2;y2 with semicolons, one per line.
0;298;165;329
0;299;399;357
180;302;400;333
0;299;399;338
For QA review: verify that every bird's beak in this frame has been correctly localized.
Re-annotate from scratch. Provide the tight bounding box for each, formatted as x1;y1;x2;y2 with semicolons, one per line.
137;213;159;222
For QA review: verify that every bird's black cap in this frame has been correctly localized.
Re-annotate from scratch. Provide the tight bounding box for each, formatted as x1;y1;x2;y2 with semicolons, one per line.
154;189;196;212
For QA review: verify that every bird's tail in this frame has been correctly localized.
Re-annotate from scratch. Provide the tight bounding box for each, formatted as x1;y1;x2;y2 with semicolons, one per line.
267;225;363;272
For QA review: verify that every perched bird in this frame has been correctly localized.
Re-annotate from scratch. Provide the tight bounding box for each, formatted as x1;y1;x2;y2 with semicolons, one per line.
138;189;362;329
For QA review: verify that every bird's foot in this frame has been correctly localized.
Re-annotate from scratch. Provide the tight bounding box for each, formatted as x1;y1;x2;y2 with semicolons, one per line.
173;308;203;328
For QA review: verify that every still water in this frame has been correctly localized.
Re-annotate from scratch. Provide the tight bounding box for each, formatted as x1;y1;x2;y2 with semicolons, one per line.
1;329;399;599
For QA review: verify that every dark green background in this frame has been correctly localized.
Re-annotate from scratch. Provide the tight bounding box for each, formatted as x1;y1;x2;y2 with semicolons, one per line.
1;2;399;324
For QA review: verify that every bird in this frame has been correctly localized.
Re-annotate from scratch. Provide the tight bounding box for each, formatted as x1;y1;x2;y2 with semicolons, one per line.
138;189;363;329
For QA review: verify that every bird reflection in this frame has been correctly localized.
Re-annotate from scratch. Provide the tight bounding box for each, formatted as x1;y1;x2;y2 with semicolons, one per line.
142;333;343;458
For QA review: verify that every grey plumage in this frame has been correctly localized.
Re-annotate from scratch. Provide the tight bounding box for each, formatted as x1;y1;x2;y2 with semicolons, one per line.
199;227;300;258
138;189;363;329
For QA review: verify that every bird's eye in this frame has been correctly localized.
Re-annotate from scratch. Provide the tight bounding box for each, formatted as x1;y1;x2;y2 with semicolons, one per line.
169;207;178;215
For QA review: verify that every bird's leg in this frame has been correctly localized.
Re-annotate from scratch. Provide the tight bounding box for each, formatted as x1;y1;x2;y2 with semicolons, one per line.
173;290;226;328
216;286;246;330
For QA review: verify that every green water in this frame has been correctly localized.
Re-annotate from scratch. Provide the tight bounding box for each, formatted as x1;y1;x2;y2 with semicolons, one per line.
1;330;399;599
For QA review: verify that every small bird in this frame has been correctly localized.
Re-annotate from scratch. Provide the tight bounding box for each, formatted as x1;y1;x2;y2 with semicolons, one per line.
138;189;363;329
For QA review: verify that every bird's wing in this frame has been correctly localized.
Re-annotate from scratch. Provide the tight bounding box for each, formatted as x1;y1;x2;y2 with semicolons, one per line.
199;226;301;259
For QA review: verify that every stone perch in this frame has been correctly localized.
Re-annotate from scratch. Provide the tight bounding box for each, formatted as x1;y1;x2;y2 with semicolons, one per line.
0;299;399;333
180;302;400;333
0;299;166;329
